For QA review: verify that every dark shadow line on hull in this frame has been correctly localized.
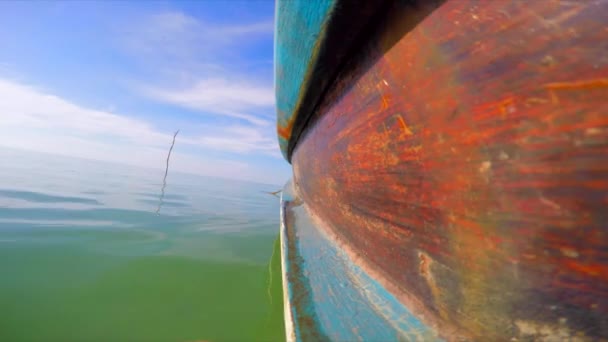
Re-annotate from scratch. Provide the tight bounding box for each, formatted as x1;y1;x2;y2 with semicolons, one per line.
287;0;447;161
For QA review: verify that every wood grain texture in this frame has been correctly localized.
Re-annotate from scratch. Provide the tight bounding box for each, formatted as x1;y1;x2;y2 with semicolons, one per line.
290;0;608;340
275;0;335;159
280;181;438;341
275;0;439;159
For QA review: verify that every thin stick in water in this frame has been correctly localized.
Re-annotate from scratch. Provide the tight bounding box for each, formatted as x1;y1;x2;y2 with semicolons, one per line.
156;130;179;214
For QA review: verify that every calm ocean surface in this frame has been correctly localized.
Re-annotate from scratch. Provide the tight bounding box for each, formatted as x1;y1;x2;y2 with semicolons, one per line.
0;148;285;342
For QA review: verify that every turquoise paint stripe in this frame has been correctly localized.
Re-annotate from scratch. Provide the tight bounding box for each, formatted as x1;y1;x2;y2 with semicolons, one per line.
274;0;336;159
280;180;327;341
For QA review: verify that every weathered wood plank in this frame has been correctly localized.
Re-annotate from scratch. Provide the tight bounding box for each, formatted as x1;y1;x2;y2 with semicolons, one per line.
289;0;608;340
275;0;336;158
280;181;438;341
275;0;445;159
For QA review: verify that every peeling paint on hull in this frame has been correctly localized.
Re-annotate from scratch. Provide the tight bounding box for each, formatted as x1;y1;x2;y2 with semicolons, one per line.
280;181;440;341
278;0;608;340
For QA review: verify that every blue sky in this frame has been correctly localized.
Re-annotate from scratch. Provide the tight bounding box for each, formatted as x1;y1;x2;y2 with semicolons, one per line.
0;1;292;185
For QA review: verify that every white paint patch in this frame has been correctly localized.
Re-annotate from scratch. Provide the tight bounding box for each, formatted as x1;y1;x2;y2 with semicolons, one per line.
280;182;296;342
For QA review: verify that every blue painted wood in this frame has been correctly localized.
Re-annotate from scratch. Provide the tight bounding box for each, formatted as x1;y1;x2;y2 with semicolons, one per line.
280;180;439;341
275;0;336;159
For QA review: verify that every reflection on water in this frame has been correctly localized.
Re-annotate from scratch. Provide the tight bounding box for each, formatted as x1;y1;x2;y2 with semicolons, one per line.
0;148;285;341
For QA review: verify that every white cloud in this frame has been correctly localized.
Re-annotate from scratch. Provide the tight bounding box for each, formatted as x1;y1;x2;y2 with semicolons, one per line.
183;125;279;155
0;78;283;183
0;80;167;146
140;78;274;125
118;11;276;126
119;11;273;69
0;8;287;184
145;11;273;41
141;11;273;37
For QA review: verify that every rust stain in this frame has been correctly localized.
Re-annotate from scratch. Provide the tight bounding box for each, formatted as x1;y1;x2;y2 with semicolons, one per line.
525;97;550;105
394;114;413;136
418;251;449;320
289;0;608;340
278;114;295;140
544;78;608;90
498;97;516;116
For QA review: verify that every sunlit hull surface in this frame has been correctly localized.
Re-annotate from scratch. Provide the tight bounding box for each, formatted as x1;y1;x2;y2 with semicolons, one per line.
276;1;608;340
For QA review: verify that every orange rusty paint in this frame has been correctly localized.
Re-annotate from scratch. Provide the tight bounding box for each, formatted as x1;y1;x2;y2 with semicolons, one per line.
289;0;608;340
277;113;295;141
395;114;413;136
544;78;608;91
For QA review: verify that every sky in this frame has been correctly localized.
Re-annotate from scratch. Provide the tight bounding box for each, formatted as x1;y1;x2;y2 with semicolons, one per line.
0;1;292;185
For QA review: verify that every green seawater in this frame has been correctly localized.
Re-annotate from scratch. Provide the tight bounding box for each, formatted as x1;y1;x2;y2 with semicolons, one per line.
0;148;285;342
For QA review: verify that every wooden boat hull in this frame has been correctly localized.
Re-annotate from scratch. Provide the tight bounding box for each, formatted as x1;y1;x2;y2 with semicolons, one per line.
277;0;608;340
280;181;438;341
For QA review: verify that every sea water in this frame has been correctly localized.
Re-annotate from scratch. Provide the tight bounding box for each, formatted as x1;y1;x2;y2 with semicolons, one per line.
0;148;285;342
